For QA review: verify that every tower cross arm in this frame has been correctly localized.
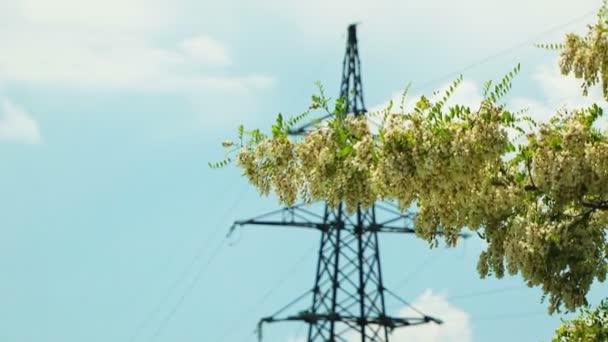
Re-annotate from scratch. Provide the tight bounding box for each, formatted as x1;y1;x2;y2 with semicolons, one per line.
258;312;443;328
232;203;329;232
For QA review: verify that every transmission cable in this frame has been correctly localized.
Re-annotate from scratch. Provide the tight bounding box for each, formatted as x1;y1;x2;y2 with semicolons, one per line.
148;237;228;341
408;9;596;94
216;245;317;342
475;310;547;322
446;286;526;301
129;49;334;336
395;252;441;289
127;185;247;342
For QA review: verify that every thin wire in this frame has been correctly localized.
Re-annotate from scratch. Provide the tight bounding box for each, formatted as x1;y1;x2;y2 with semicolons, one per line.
268;289;313;319
149;237;228;341
296;33;346;101
128;185;247;342
536;88;608;112
132;37;338;335
447;286;525;301
408;9;596;94
395;252;440;289
475;311;547;322
384;287;427;318
364;11;595;135
217;245;317;342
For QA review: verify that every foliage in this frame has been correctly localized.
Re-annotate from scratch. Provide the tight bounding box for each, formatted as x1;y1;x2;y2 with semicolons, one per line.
552;299;608;342
540;0;608;100
213;4;608;315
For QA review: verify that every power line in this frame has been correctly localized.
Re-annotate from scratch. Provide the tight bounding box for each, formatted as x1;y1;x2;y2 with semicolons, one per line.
148;237;228;341
395;252;440;289
127;34;335;340
447;286;526;301
408;9;596;94
475;311;547;322
384;287;434;320
364;10;596;135
215;245;317;342
128;185;247;342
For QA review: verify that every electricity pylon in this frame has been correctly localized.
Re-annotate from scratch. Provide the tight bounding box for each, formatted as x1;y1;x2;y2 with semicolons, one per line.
234;24;447;342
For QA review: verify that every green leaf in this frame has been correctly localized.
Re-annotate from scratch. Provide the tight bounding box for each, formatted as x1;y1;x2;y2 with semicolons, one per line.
483;80;493;98
286;110;311;129
399;84;411;113
515;171;527;183
339;145;353;158
208;157;232;169
334;97;347;118
271;113;285;138
415;96;431;111
501;111;514;124
238;125;245;145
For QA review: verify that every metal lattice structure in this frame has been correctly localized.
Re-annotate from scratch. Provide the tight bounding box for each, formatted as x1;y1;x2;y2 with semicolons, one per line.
234;24;452;342
340;24;366;116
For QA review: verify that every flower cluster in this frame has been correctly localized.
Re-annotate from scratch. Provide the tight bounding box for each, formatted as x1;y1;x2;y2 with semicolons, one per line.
236;137;301;206
552;298;608;341
222;11;608;311
559;1;608;99
479;108;608;313
227;86;608;314
291;115;378;211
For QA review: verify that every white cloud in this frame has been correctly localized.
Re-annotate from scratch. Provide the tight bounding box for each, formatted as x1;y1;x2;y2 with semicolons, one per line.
389;289;472;342
369;79;483;115
365;79;482;134
17;0;177;32
0;1;274;93
371;57;608;127
0;98;41;144
0;31;274;93
180;36;232;67
19;0;593;44
533;59;605;106
1;0;599;95
259;0;598;48
509;58;607;124
285;290;471;342
442;81;484;109
509;97;553;124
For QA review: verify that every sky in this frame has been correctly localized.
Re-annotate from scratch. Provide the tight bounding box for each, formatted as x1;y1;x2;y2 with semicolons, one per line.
0;0;607;341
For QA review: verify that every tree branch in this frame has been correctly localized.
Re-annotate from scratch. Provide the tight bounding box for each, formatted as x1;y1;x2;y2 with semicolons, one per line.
581;200;608;210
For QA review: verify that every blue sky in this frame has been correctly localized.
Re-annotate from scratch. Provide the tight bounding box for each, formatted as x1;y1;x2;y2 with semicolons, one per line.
0;0;607;341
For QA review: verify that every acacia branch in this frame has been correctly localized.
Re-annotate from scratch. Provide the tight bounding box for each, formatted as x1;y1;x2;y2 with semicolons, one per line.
526;158;538;191
582;200;608;210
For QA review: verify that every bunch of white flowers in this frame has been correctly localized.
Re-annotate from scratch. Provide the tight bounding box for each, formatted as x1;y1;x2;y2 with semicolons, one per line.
223;62;608;313
559;2;608;99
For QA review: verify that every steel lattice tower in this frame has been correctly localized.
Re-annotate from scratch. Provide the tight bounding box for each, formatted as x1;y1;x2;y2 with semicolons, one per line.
234;24;446;342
